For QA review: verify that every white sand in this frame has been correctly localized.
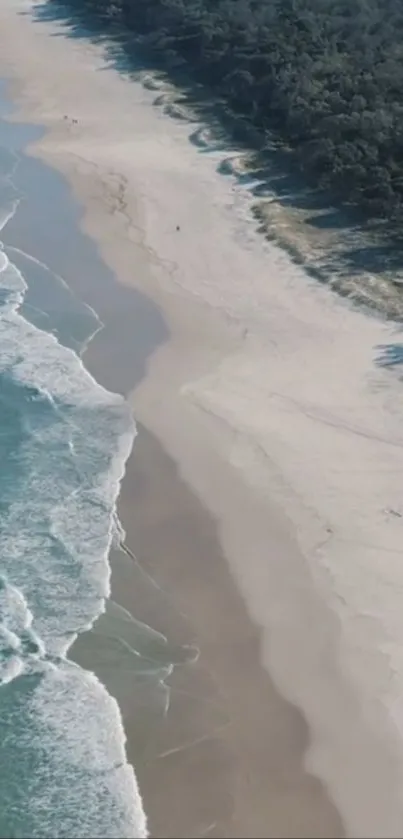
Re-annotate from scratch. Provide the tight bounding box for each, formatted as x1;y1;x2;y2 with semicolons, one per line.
2;1;403;834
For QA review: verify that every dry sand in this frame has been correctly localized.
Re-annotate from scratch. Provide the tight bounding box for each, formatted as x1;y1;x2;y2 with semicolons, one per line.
2;1;403;836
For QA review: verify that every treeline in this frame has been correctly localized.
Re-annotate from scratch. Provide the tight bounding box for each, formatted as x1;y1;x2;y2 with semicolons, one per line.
55;0;403;230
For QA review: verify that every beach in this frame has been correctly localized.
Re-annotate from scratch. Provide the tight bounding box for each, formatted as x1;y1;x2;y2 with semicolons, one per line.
1;1;403;836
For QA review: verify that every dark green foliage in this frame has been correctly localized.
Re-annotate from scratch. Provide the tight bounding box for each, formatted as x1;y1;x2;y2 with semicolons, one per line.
53;0;403;230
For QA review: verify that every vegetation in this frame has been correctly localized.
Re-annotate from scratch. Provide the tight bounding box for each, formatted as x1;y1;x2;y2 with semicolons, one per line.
54;0;403;232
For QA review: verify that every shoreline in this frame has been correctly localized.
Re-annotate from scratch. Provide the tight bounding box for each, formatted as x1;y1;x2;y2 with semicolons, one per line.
3;1;403;836
0;24;344;839
0;70;345;839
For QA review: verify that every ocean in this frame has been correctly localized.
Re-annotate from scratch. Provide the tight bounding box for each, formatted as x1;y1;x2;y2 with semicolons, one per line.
0;88;148;837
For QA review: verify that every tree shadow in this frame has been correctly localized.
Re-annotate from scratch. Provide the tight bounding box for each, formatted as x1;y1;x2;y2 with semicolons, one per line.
27;0;403;319
337;245;403;276
305;208;359;231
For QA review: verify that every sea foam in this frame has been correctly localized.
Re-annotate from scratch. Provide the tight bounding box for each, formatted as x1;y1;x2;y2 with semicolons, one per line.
0;143;146;837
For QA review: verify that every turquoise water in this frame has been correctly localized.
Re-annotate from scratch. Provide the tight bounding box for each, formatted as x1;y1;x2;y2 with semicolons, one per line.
0;98;148;836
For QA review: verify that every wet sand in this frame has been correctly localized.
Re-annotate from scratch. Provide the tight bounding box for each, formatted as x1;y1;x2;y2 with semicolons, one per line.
3;1;403;837
0;21;343;839
2;101;343;836
99;425;344;838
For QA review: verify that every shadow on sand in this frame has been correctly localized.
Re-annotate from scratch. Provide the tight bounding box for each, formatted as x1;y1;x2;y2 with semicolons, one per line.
25;0;403;320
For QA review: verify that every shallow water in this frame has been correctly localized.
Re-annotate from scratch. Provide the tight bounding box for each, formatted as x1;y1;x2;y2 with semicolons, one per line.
0;89;173;838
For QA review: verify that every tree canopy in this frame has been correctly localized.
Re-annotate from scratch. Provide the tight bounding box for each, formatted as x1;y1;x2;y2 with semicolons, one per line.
55;0;403;232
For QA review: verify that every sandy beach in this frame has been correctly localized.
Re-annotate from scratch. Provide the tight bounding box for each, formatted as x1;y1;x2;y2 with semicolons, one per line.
2;1;403;836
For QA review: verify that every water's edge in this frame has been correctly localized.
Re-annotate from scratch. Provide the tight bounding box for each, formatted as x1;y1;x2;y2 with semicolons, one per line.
0;79;172;838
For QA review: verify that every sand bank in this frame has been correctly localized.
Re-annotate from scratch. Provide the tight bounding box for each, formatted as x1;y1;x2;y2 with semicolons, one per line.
2;1;403;836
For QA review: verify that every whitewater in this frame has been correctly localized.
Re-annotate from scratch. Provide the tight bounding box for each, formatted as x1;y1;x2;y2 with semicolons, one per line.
0;136;146;837
4;0;403;832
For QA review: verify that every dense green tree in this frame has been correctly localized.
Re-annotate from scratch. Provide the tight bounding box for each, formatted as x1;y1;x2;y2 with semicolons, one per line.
53;0;403;230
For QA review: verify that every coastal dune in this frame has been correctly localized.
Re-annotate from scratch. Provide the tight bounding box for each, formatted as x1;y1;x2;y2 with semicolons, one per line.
2;1;403;836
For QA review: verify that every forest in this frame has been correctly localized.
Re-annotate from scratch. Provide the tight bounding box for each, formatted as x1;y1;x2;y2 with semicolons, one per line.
52;0;403;233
